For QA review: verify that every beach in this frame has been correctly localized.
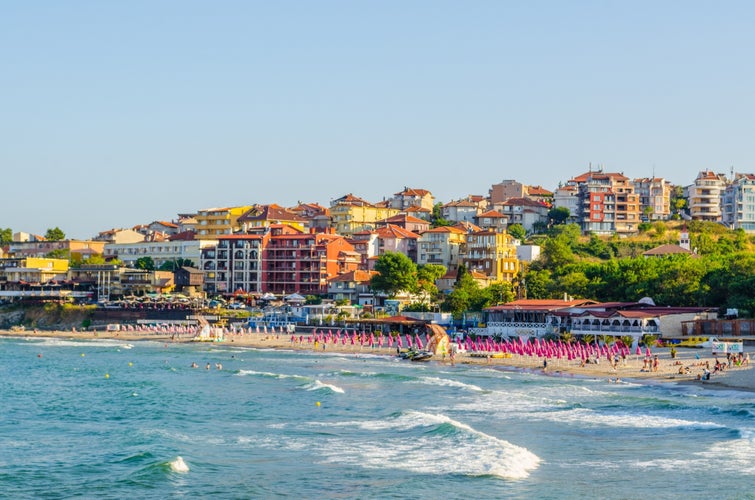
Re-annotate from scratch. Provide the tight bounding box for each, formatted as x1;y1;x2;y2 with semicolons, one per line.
3;327;752;391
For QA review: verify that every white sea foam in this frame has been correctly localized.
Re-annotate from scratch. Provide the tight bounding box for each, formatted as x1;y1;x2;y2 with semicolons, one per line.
33;338;137;349
416;376;484;392
315;411;540;480
532;408;726;430
236;369;309;381
169;456;189;473
305;380;345;393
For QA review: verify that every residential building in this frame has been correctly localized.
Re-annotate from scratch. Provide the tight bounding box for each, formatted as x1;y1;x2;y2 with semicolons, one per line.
685;170;728;221
417;226;467;269
552;184;580;223
489;180;527;204
390;187;435;212
201;234;263;295
633;177;672;221
237;204;308;233
460;230;520;283
436;268;491;293
526;185;554;206
94;228;146;245
194;206;253;239
327;269;377;305
571;170;640;235
376;214;430;233
7;239;106;260
494;198;549;233
348;231;380;270
722;173;755;232
474;210;509;233
0;257;69;287
441;199;480;223
105;235;215;269
262;226;360;295
329;194;399;237
374;224;419;262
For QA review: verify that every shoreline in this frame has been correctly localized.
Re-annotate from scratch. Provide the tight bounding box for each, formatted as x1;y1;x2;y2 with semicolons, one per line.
3;328;754;393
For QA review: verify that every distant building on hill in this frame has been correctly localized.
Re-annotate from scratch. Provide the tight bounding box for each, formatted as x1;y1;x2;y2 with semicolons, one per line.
721;173;755;232
685;170;728;222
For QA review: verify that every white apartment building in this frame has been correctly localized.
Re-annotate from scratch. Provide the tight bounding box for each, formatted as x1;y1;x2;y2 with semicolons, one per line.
722;173;755;232
685;170;728;221
105;239;216;269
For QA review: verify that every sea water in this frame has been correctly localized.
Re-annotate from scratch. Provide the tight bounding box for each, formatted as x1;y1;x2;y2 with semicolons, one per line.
1;337;754;499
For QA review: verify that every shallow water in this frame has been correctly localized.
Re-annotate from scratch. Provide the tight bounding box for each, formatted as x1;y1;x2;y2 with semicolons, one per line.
1;337;754;499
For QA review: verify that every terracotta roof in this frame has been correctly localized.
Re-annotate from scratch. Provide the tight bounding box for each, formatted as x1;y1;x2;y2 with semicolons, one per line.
572;171;629;183
527;185;553;196
422;226;466;235
476;210;507;218
453;221;482;233
381;214;428;224
395;187;432;197
375;224;419;240
332;193;373;207
329;270;377;283
238;204;308;223
643;245;696;257
403;206;431;213
168;231;198;241
486;299;597;312
443;199;478;208
501;197;548;207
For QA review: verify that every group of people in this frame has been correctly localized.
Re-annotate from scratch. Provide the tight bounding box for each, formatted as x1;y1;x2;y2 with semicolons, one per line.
191;362;222;370
640;355;660;373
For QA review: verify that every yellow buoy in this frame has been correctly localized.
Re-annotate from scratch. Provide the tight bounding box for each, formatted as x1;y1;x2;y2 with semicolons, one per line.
128;362;133;367
105;373;110;379
315;401;321;407
81;353;85;357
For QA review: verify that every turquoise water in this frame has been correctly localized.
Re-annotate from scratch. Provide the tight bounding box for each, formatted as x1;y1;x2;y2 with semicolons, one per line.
1;336;754;499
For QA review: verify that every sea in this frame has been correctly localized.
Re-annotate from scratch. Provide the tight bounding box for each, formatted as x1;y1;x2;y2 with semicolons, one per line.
1;336;754;500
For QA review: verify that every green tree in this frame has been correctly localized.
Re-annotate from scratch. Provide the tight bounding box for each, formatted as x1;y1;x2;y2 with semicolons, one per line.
431;203;452;227
44;227;66;241
45;249;70;260
416;263;446;299
0;227;12;244
548;206;570;225
370;252;418;297
135;256;155;271
159;258;197;271
507;223;526;241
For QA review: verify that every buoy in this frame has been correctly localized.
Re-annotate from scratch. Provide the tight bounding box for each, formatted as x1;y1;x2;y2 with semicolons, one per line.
315;401;321;407
128;362;133;367
37;353;42;358
105;373;110;379
81;353;85;357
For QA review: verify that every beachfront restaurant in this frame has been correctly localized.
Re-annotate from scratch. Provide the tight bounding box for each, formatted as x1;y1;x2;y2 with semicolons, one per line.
471;299;597;339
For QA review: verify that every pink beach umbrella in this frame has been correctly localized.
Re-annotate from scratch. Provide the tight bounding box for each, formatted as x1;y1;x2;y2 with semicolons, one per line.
645;346;652;357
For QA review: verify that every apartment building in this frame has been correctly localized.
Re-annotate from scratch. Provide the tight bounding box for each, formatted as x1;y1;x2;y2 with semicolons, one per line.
633;177;672;221
416;226;467;269
685;170;728;221
572;170;640;235
460;230;520;283
194;206;253;239
329;194;399;237
201;234;263;295
722;173;755;232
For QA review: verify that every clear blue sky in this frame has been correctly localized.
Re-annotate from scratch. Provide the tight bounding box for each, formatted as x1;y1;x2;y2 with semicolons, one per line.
2;1;754;239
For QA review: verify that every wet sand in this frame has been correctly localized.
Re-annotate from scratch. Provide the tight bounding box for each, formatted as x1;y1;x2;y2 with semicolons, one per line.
2;328;752;391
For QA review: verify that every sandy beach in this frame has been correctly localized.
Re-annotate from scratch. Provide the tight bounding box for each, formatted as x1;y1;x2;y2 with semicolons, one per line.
2;328;753;392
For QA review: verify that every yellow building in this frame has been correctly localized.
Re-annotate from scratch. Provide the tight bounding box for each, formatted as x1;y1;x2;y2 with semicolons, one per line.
3;257;69;284
461;230;520;283
330;194;400;237
195;206;253;239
